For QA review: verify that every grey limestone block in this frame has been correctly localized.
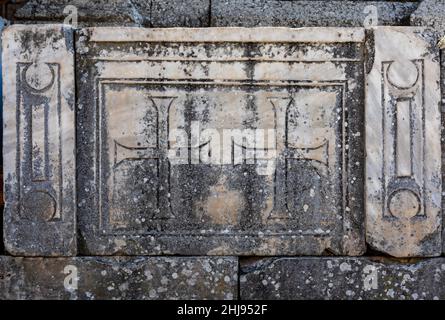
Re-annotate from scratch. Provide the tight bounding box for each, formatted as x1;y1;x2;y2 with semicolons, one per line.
0;256;238;299
14;0;140;25
411;0;445;36
211;0;419;27
240;257;445;300
2;24;76;256
13;0;210;27
2;24;443;259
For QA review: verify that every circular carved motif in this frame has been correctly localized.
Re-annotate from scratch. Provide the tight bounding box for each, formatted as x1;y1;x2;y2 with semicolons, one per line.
388;189;421;219
386;60;419;90
22;191;57;221
24;63;55;92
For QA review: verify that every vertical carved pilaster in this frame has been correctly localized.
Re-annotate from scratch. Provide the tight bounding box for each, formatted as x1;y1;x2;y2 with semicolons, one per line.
366;27;442;257
2;25;76;256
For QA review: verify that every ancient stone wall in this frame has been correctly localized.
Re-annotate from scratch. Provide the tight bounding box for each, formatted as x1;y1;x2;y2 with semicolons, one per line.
1;0;445;300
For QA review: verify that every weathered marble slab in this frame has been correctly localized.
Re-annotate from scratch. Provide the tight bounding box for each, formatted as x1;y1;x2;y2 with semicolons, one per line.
76;27;366;256
0;256;237;300
240;257;445;300
365;27;442;257
2;25;76;255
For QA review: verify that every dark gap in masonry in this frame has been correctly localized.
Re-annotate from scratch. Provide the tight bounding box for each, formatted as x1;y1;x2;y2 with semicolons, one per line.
364;244;394;258
0;55;3;254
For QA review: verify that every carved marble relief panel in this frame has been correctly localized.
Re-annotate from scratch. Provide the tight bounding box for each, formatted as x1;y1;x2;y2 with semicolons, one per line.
76;28;365;255
366;27;442;257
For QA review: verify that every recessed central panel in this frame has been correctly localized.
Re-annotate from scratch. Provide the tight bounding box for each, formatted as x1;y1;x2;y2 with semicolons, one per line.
100;83;344;235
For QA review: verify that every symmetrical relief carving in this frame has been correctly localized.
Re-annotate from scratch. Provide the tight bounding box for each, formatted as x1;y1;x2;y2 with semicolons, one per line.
77;28;365;255
366;27;441;257
18;62;61;222
2;25;76;256
382;59;425;219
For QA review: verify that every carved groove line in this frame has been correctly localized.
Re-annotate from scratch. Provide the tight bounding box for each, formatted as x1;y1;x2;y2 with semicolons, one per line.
16;62;62;222
381;59;425;219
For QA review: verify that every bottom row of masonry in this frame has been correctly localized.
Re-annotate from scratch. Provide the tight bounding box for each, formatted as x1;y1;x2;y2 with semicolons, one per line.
1;256;445;299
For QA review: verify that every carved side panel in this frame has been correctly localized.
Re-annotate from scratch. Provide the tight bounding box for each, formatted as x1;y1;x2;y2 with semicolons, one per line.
366;27;441;257
2;25;76;256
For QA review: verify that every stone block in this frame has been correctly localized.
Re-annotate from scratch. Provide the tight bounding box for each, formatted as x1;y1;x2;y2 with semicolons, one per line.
2;24;76;256
14;0;210;27
240;257;445;300
14;0;145;26
0;17;6;256
211;0;418;27
76;27;366;256
365;27;442;257
0;256;238;299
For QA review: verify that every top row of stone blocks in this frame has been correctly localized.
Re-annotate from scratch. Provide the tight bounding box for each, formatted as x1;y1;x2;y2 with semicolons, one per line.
8;0;423;28
1;25;443;258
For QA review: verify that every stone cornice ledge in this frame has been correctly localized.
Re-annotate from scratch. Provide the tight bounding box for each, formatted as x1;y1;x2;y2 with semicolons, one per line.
87;27;366;43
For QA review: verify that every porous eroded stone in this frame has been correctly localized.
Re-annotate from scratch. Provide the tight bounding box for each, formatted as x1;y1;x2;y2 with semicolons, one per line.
240;257;445;300
2;25;76;256
211;0;418;27
442;49;445;254
150;0;210;27
411;0;445;36
76;27;366;256
0;17;6;256
0;256;238;300
365;27;442;257
14;0;210;27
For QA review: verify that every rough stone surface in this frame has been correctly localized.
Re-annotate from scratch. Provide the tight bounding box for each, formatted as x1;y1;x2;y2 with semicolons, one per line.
442;50;445;254
211;0;419;27
14;0;210;27
15;0;143;26
0;256;238;299
365;27;442;257
3;2;445;302
150;0;210;28
0;17;6;256
240;257;445;300
75;27;365;256
2;24;76;256
411;0;445;36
